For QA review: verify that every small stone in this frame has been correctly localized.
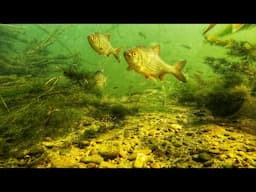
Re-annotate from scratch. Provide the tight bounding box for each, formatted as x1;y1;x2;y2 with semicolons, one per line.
42;142;54;149
128;153;137;161
171;124;182;130
87;163;97;168
149;163;161;168
119;150;127;158
193;152;212;163
251;161;256;167
186;132;194;136
148;130;157;136
203;160;213;167
28;146;44;156
134;152;147;168
95;139;103;144
80;155;104;164
98;145;120;160
228;136;236;140
99;161;116;168
83;122;92;126
223;159;234;168
76;140;90;148
44;137;53;141
172;141;182;147
218;154;227;161
246;147;256;152
18;159;26;166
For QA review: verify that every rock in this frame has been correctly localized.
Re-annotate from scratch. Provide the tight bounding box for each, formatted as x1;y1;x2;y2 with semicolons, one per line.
76;140;90;148
98;144;120;160
133;152;147;168
171;124;182;130
218;154;227;161
223;159;234;168
172;141;182;147
149;162;161;168
251;161;256;167
80;155;104;164
28;146;44;156
203;160;213;167
228;136;236;140
193;152;212;163
18;159;26;166
245;147;256;152
87;163;97;168
83;122;92;126
119;150;127;158
44;137;53;141
99;161;116;168
42;141;55;149
128;153;137;161
186;132;194;136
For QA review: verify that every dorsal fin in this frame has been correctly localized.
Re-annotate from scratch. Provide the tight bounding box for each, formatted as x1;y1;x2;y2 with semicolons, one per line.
106;34;111;40
152;45;160;55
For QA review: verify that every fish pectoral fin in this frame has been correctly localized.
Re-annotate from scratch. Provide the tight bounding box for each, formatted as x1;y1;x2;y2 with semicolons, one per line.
145;74;157;81
113;47;121;62
127;66;133;71
152;45;160;55
106;34;111;40
158;72;167;81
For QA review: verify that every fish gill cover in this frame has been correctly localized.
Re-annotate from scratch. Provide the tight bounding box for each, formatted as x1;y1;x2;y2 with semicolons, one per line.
0;24;256;168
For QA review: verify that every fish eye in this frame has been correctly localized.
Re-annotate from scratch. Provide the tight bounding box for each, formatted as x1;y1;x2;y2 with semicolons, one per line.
132;51;137;56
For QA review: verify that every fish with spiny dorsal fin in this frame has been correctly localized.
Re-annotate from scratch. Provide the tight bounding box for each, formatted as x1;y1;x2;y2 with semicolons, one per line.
87;32;121;62
124;45;186;82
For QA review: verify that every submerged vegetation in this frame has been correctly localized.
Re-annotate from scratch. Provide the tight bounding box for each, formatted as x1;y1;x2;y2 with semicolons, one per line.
0;25;139;160
173;35;256;117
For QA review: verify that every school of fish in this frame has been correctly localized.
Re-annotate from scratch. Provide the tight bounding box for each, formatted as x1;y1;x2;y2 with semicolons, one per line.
87;32;187;82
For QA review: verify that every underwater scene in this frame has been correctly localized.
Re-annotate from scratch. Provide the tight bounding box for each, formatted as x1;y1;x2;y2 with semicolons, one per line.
1;24;256;168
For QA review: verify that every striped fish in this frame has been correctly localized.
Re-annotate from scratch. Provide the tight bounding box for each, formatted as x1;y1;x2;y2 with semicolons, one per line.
124;45;186;82
87;32;121;62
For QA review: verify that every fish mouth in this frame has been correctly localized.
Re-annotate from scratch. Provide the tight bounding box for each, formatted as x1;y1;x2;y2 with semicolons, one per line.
87;35;93;43
124;51;130;59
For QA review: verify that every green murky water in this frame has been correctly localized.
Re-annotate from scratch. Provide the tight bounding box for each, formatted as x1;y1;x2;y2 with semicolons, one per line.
1;24;256;168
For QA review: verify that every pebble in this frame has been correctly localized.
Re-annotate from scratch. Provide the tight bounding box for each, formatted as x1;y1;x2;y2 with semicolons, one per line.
186;132;194;136
99;161;116;168
134;152;147;168
76;140;90;148
251;161;256;167
223;159;234;168
87;163;97;168
42;142;55;149
98;145;120;160
80;155;104;164
149;162;161;168
128;153;137;161
218;154;227;161
171;124;182;130
193;152;212;163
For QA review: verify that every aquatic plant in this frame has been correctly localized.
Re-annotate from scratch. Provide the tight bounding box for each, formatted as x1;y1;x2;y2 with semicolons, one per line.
0;25;82;77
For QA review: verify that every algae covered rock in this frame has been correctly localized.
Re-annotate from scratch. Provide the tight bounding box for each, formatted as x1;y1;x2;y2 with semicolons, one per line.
205;88;246;117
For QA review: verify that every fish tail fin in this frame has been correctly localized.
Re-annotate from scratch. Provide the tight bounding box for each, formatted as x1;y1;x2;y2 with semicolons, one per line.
113;48;121;63
171;60;187;82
